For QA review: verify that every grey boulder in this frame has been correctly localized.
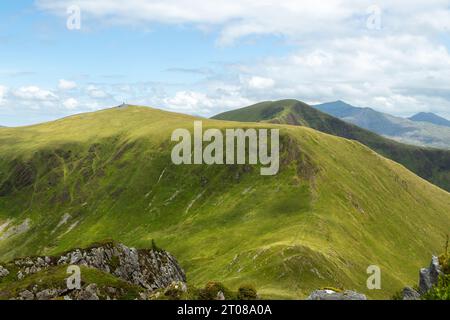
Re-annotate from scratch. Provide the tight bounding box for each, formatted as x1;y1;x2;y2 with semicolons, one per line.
402;287;420;300
0;265;9;278
307;289;367;300
419;255;442;294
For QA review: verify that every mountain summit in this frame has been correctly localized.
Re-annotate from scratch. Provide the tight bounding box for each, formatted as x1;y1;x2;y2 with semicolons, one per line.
314;101;450;149
213;99;450;192
409;112;450;127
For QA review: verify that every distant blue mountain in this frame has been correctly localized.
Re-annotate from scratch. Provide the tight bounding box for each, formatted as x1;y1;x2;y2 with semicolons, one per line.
314;101;412;136
409;112;450;127
314;101;450;149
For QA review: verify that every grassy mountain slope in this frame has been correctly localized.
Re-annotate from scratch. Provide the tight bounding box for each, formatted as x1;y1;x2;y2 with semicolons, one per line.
213;99;450;192
314;101;450;149
1;106;450;299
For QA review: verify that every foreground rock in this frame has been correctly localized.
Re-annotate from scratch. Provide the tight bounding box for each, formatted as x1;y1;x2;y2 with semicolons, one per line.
0;265;9;278
12;241;186;291
402;287;421;300
1;241;186;300
400;255;444;300
418;255;443;294
307;289;367;300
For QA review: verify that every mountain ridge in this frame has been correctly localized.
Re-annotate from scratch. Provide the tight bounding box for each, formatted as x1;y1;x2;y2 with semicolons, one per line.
1;105;449;299
314;101;450;149
409;112;450;127
212;99;450;192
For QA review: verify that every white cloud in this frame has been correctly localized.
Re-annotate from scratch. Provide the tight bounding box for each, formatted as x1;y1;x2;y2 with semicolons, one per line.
63;97;79;110
245;76;275;90
36;0;356;45
161;90;253;115
13;86;58;101
36;0;450;44
209;34;450;118
0;1;444;122
86;85;109;99
0;85;8;106
58;79;77;90
164;91;212;113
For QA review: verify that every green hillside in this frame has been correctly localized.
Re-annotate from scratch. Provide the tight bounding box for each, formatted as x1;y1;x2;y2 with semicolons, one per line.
1;105;449;299
213;99;450;192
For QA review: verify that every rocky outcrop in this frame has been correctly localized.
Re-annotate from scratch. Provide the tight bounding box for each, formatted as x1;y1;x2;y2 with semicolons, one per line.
402;287;421;300
148;280;188;300
5;241;186;300
0;265;9;278
13;281;148;301
419;255;442;294
55;242;186;290
307;289;367;300
70;284;100;300
400;255;443;299
12;241;185;291
0;218;31;241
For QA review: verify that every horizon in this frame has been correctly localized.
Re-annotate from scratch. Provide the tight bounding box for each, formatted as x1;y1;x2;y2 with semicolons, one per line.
1;99;449;128
1;1;450;126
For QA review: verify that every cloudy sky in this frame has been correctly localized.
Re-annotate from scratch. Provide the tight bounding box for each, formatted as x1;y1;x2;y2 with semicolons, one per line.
1;0;450;126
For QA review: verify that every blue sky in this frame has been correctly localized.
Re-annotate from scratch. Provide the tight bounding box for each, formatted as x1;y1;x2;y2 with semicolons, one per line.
1;0;450;126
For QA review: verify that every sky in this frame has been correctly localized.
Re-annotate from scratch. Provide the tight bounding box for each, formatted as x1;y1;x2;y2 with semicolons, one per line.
1;0;450;126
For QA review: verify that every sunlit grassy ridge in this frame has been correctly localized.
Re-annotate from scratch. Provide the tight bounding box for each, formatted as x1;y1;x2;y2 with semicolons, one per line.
0;105;449;299
213;99;450;192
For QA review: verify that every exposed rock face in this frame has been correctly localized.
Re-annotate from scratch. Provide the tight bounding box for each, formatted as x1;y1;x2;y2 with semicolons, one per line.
55;242;186;290
35;289;60;300
149;280;188;300
14;282;144;301
15;285;101;301
402;287;420;300
419;255;442;294
12;242;186;291
217;291;225;300
19;290;34;300
399;255;444;299
0;265;9;278
0;218;31;240
7;242;186;300
72;284;100;300
307;289;367;300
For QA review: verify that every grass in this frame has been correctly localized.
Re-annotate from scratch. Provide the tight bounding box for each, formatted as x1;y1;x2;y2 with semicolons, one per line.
0;105;449;299
213;99;450;192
